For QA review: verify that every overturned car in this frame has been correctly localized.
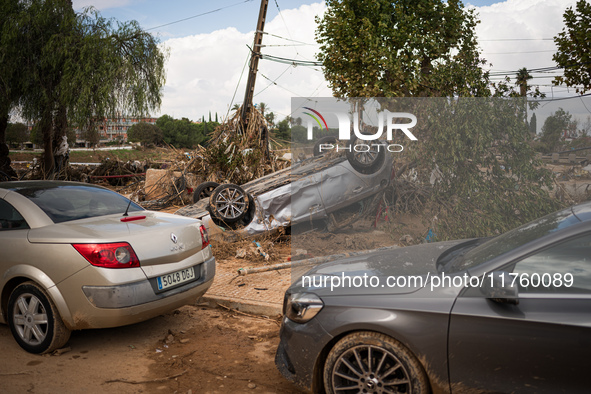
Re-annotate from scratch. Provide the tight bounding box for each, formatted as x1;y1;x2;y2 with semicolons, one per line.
176;140;393;237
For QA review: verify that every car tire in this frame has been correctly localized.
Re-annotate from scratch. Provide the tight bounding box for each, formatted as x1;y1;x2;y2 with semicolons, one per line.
313;136;338;156
208;183;251;226
323;331;430;394
193;181;220;203
7;282;71;354
346;137;386;174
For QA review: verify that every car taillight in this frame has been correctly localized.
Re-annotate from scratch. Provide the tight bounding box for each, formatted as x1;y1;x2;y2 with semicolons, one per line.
72;243;140;268
200;224;210;249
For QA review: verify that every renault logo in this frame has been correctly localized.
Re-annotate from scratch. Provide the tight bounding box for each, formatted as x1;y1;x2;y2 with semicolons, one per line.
171;233;178;244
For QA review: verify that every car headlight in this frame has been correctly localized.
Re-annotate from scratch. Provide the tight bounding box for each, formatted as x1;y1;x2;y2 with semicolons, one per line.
284;292;324;323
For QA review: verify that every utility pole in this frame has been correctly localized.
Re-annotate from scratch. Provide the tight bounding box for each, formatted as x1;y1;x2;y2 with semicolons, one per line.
240;0;269;128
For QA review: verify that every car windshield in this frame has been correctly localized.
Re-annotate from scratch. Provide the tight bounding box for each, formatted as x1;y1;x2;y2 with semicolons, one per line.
449;206;582;272
13;183;143;223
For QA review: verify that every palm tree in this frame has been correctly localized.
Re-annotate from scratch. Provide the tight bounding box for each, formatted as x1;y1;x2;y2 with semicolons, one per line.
516;68;532;97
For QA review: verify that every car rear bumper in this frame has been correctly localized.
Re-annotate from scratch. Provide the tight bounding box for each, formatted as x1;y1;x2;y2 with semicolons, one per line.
58;256;215;329
82;256;214;308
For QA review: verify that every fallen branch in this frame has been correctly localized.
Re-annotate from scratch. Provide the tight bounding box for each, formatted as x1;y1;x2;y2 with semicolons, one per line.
0;372;32;376
89;173;146;179
216;303;280;326
105;370;188;385
237;245;401;276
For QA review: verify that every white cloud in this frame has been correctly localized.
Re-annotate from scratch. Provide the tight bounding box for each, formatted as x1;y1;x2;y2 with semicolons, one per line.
158;2;329;121
474;0;577;94
159;0;580;121
72;0;134;11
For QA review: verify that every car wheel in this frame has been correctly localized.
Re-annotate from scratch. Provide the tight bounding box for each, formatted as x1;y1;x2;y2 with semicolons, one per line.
324;331;430;394
346;137;386;174
313;136;338;156
208;183;251;225
193;181;220;203
7;282;71;354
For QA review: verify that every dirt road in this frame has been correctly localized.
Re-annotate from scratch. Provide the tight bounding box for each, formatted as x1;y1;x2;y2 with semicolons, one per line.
0;305;305;394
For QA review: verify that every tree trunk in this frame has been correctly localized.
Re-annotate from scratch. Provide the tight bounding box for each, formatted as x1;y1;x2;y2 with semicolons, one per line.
0;113;6;144
52;104;68;147
0;113;17;179
41;111;54;176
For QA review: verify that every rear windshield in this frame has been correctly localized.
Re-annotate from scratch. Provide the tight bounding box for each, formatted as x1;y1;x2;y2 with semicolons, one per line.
14;184;144;223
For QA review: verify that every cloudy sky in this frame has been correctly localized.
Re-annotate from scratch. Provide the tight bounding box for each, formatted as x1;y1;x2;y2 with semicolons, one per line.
71;0;580;123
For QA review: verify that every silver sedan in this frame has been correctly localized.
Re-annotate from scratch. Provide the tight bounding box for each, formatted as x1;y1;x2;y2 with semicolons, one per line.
0;181;215;354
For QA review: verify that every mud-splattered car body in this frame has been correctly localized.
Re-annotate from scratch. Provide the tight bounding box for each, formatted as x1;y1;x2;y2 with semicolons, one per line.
276;202;591;393
176;147;393;238
0;181;215;354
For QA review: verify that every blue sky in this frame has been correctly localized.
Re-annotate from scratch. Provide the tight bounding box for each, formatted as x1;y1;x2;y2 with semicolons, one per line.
75;0;507;38
71;0;580;123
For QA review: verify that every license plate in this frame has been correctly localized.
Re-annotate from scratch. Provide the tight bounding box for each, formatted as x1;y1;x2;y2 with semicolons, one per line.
157;267;196;291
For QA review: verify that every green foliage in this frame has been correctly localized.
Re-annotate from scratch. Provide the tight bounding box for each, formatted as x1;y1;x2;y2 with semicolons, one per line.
553;0;591;93
29;125;43;146
5;123;29;147
315;1;561;240
273;118;291;141
205;138;265;185
515;68;533;97
127;122;163;146
316;0;489;98
156;115;213;149
403;98;562;240
290;125;307;143
0;0;166;173
540;108;574;153
529;113;537;136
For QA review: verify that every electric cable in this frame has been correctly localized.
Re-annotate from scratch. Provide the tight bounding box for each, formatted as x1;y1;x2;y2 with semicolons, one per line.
146;0;254;31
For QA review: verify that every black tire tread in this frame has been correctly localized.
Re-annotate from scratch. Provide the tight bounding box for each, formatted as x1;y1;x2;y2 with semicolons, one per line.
207;183;250;225
193;181;220;203
323;331;430;394
8;281;71;354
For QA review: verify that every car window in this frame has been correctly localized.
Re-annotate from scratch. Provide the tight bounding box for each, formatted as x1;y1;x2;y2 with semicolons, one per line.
512;233;591;295
14;184;143;223
450;206;581;273
0;199;29;231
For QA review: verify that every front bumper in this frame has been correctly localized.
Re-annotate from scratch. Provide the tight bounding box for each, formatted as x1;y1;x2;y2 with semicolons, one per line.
275;315;333;392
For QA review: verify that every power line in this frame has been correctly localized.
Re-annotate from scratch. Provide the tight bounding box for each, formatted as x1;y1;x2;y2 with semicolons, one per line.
480;38;554;41
226;49;252;120
146;0;254;31
485;50;555;55
532;92;591;102
261;31;317;46
261;53;322;66
255;66;292;97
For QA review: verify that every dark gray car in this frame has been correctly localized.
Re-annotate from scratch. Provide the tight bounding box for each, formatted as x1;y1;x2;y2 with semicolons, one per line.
276;202;591;393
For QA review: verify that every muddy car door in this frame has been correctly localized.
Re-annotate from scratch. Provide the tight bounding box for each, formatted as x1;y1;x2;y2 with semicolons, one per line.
291;172;327;223
448;234;591;393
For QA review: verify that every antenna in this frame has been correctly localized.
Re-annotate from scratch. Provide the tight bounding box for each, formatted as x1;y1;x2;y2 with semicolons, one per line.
123;197;132;217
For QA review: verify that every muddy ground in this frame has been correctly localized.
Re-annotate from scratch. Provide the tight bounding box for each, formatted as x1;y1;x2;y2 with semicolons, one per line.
0;304;305;394
3;152;589;393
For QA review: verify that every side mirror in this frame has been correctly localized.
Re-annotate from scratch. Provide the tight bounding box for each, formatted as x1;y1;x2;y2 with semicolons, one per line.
480;271;519;305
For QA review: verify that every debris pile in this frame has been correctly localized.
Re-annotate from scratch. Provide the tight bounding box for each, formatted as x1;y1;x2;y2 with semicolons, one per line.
87;158;148;186
186;107;290;185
